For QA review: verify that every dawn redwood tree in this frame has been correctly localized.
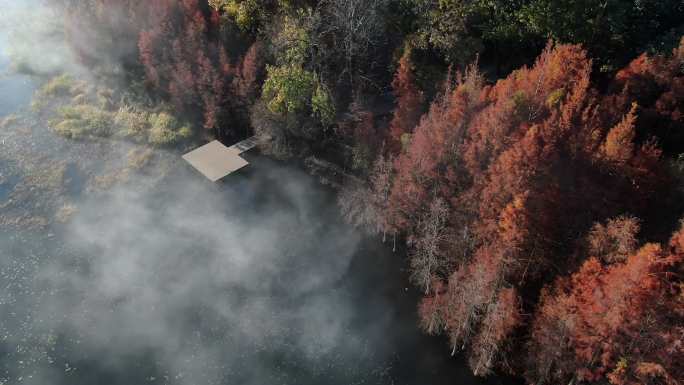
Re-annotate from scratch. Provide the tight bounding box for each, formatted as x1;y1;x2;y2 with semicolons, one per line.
369;154;397;244
527;221;684;385
136;0;260;138
602;38;684;156
407;42;671;377
138;0;227;132
233;41;264;102
336;39;679;375
586;216;640;264
601;103;637;165
388;49;424;154
469;287;521;376
389;64;482;234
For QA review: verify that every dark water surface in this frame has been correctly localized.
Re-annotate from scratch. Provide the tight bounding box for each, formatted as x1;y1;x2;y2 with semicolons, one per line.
0;33;35;117
0;155;519;385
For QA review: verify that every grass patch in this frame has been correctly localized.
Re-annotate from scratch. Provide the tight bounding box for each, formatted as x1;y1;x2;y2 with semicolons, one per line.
24;163;67;191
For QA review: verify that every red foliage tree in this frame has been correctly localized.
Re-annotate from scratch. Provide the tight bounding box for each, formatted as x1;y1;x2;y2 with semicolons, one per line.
603;38;684;156
587;216;641;263
388;65;482;233
233;42;263;102
469;288;522;376
60;0;263;138
137;0;227;131
387;50;424;153
131;0;259;137
527;222;684;385
396;42;676;377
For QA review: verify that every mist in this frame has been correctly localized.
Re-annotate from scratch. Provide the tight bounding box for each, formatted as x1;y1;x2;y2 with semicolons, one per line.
0;0;84;75
2;159;368;385
1;152;492;384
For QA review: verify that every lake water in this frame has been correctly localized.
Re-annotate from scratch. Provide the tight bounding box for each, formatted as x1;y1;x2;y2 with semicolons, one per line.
0;27;35;117
0;154;520;385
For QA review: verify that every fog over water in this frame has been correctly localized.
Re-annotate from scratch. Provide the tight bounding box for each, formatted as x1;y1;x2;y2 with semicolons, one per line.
0;161;365;384
1;156;509;385
0;1;514;385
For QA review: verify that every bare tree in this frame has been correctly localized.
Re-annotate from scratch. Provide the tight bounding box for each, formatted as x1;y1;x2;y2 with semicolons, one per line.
368;154;393;240
319;0;388;87
338;178;380;232
338;154;396;243
409;198;449;293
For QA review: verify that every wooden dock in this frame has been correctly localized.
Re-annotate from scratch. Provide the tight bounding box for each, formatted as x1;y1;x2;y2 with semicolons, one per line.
182;136;258;182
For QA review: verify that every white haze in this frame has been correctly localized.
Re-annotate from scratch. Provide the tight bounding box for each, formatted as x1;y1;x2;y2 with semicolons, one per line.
1;161;394;385
0;0;84;76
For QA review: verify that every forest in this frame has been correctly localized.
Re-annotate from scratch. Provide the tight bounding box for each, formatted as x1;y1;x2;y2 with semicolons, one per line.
27;0;684;384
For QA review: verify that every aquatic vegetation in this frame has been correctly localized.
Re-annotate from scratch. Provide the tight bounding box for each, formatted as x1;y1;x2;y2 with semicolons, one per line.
148;112;192;146
114;105;151;140
54;202;78;223
38;74;74;97
34;74;194;146
51;104;113;139
126;147;154;170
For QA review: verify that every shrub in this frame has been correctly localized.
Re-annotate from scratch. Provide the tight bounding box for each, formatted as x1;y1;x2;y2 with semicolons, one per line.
114;105;150;140
32;74;77;110
40;74;74;97
148;112;181;146
71;93;88;105
178;125;193;139
52;105;112;139
96;87;114;109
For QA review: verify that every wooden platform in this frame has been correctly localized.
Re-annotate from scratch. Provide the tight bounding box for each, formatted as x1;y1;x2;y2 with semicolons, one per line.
182;137;257;182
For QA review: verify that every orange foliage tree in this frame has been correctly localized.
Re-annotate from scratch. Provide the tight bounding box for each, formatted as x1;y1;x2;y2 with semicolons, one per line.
387;49;424;153
380;41;677;377
138;0;232;132
603;37;684;156
527;221;684;385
